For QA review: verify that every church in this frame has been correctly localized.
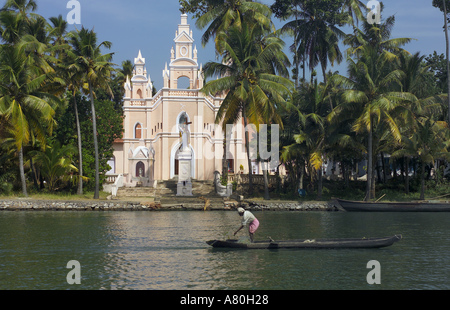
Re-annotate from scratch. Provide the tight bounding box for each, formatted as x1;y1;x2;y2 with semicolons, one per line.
109;14;249;188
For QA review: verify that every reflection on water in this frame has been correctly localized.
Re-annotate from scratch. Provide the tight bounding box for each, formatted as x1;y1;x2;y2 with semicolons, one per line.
0;211;449;290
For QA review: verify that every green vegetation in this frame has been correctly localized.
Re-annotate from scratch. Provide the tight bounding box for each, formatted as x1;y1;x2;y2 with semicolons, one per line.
182;0;450;201
0;0;449;202
0;0;123;198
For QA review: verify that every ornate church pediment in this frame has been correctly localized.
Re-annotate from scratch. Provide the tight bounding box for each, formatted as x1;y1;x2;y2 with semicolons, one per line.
175;32;193;44
131;146;153;159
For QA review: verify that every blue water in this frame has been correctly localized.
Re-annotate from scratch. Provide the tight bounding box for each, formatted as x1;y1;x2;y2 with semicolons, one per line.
0;211;449;290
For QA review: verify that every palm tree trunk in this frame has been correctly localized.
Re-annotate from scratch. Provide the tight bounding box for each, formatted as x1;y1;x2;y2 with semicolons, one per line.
322;64;334;111
19;145;28;197
381;152;387;183
366;121;373;201
30;157;39;190
405;156;410;194
89;83;100;199
303;53;306;81
299;159;304;190
74;92;83;195
317;166;323;200
420;160;426;200
444;0;450;125
263;160;270;200
243;111;253;195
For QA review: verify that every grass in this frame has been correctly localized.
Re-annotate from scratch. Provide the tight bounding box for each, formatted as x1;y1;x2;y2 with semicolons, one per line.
0;190;110;201
1;178;448;203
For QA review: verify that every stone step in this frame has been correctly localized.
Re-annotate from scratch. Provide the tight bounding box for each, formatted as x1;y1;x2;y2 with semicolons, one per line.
117;180;220;198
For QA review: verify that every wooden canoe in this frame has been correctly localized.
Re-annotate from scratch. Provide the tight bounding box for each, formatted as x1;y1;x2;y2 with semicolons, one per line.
206;235;402;249
336;198;450;212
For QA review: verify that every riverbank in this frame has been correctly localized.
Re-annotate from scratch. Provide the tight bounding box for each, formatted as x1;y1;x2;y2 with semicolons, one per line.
0;198;339;212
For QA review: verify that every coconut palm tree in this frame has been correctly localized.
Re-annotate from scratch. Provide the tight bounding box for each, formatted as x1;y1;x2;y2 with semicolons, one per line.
392;118;450;199
344;12;412;58
333;10;419;200
334;41;420;200
432;0;450;125
202;22;292;196
48;15;68;47
0;44;59;196
0;0;37;45
342;0;366;27
68;27;115;199
115;60;134;88
388;52;448;193
290;78;326;199
281;0;347;90
2;0;37;15
194;0;272;52
49;20;88;196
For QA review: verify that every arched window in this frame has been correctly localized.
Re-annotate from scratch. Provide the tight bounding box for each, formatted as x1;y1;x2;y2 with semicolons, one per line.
177;76;190;89
136;161;145;177
135;123;142;139
107;157;115;174
137;89;143;99
226;152;234;173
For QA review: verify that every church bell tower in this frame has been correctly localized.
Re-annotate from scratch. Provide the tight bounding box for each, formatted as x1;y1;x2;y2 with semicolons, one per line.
163;14;203;90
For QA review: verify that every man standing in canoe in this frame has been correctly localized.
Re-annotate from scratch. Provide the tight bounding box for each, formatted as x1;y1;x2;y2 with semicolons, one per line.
234;207;259;242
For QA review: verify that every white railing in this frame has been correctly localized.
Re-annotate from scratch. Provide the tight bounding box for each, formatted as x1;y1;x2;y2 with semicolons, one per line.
229;173;283;185
168;90;199;97
130;100;146;106
111;174;124;197
106;174;118;184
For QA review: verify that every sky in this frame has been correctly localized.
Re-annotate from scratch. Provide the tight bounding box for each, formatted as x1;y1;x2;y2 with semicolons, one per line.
25;0;450;90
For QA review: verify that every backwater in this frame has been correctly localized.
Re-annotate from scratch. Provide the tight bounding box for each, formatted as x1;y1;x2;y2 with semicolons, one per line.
0;210;449;290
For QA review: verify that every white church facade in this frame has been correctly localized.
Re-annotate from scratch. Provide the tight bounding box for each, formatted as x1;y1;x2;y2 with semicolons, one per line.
110;14;248;188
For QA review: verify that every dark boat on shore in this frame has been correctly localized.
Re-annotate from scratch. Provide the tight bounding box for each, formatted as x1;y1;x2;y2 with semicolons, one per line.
335;198;450;212
206;235;402;249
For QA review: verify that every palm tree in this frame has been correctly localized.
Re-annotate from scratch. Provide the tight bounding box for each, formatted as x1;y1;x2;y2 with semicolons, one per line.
344;13;412;57
342;0;366;27
392;118;450;199
2;0;37;15
68;27;115;199
48;18;88;196
270;0;306;87
282;76;335;200
0;44;58;196
334;42;419;200
0;7;25;45
333;11;418;200
194;0;272;52
389;52;448;193
281;0;347;91
30;140;78;191
432;0;450;125
202;22;292;196
115;59;134;88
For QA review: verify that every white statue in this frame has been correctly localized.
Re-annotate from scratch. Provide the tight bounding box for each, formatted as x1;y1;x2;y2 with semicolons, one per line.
179;115;191;151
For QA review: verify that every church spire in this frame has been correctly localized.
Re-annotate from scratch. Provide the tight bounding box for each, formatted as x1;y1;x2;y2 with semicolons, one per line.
135;50;145;64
